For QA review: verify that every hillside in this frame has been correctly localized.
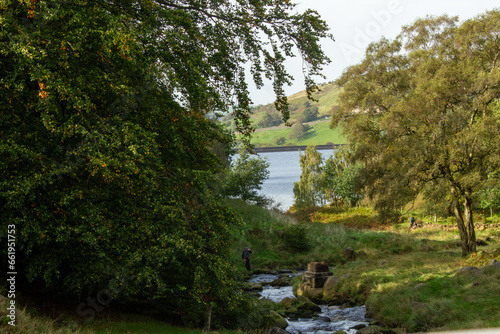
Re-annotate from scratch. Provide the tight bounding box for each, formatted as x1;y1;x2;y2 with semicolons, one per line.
252;81;341;120
223;82;346;147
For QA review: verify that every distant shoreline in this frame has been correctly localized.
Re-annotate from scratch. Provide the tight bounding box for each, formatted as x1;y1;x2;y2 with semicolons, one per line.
232;144;345;153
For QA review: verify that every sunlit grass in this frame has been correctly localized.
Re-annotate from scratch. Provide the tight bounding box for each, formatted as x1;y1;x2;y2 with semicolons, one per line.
248;121;346;147
227;200;500;332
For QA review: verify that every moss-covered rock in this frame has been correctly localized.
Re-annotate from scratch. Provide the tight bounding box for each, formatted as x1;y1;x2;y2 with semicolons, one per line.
277;295;321;318
356;325;385;334
322;275;341;303
296;296;321;314
278;297;296;308
296;283;324;304
269;310;288;329
243;282;263;291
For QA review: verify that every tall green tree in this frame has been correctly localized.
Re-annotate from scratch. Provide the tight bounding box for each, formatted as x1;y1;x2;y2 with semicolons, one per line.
479;171;500;218
288;120;307;140
0;0;332;324
303;105;319;122
324;145;363;207
333;11;500;256
293;145;325;208
223;151;270;204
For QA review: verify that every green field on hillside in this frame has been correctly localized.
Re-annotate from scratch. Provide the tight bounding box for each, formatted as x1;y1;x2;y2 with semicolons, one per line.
247;120;346;147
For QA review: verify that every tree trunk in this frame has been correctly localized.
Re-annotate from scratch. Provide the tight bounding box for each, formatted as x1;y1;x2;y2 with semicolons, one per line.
203;303;212;334
450;185;476;256
463;190;476;254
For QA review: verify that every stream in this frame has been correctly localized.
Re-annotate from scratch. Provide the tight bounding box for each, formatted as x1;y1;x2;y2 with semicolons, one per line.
249;272;371;334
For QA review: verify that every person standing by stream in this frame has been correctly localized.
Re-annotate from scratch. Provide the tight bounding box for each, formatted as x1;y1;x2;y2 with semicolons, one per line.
242;247;252;271
410;215;416;229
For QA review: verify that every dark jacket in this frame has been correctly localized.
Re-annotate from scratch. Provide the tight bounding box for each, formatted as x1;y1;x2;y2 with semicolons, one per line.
242;248;252;260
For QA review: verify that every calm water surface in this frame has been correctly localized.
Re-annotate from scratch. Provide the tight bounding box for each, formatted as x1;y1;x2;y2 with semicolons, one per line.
256;149;334;210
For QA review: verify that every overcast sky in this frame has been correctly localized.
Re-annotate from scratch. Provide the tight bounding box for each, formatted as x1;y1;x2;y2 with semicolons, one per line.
248;0;500;105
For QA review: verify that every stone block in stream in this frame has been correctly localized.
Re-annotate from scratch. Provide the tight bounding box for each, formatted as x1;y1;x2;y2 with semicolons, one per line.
302;261;333;288
307;261;329;272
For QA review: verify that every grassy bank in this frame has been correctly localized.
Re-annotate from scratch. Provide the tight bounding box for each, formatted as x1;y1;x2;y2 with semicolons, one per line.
229;199;500;332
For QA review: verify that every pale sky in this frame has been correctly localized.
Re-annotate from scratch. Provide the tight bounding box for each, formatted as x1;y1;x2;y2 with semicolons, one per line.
248;0;500;105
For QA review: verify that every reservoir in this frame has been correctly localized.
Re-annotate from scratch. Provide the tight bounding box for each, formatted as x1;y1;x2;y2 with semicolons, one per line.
256;149;334;211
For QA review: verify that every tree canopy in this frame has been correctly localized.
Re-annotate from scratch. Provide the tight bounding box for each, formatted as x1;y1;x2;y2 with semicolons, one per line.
223;151;270;204
293;145;325;208
333;10;500;255
0;0;332;325
323;145;363;207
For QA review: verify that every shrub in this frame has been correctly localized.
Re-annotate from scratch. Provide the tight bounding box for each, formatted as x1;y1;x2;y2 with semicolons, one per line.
282;224;310;252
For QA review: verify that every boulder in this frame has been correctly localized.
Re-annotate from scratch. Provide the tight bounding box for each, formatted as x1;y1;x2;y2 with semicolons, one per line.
490;260;500;269
356;325;385;334
252;268;276;275
458;266;482;275
279;269;293;274
278;297;296;308
296;284;324;304
323;275;341;290
321;276;341;303
243;282;263;291
413;283;427;290
296;295;321;314
270;277;290;287
278;295;321;318
268;326;290;334
269;310;288;330
283;307;299;319
343;247;356;261
350;324;367;330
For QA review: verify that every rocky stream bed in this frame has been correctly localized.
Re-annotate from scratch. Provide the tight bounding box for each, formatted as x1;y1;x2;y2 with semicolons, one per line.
248;271;371;334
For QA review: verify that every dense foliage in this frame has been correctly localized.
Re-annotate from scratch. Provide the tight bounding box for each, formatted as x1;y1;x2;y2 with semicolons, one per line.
223;151;270;204
323;145;362;207
293;145;362;210
333;10;500;255
293;145;325;208
0;0;331;326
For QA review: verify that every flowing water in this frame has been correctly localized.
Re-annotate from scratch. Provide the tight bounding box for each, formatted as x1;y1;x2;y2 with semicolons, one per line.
249;272;370;334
